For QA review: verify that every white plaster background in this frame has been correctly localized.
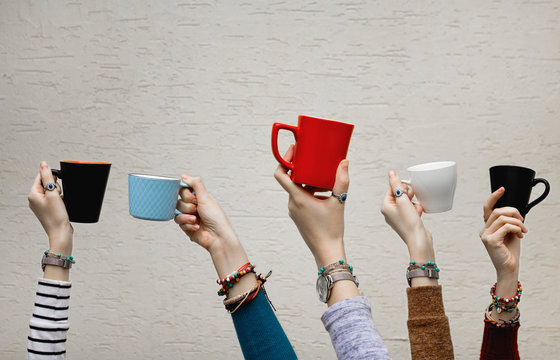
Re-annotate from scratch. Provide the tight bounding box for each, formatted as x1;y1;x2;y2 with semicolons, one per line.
1;1;559;359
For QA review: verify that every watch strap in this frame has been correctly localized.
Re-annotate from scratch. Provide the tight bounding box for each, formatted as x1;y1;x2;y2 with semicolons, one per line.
42;255;73;271
407;268;439;286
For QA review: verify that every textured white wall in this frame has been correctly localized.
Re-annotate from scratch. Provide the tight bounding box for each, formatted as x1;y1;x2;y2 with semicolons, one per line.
1;1;559;359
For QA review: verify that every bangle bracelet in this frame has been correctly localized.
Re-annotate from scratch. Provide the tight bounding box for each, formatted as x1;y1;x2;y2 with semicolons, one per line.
41;250;75;271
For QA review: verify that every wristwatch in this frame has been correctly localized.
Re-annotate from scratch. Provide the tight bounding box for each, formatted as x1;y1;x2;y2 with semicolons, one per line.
406;268;439;287
41;255;73;271
316;272;359;303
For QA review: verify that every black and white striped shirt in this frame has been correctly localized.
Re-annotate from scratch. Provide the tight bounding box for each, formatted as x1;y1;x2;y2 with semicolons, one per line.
28;279;71;359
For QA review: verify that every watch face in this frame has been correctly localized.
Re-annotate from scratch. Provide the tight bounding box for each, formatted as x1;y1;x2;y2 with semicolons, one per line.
316;275;329;302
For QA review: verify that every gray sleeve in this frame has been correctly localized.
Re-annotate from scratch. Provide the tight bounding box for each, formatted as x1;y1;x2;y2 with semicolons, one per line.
321;296;391;360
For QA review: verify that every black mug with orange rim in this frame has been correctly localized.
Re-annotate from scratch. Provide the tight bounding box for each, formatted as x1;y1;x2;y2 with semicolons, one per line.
489;165;550;217
51;161;111;223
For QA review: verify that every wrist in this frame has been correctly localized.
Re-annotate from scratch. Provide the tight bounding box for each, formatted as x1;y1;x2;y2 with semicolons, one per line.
495;271;519;298
314;246;346;270
208;237;250;279
48;232;73;256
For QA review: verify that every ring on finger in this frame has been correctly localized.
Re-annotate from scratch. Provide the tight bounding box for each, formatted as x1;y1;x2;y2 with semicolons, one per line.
332;192;347;204
394;188;407;198
44;183;58;192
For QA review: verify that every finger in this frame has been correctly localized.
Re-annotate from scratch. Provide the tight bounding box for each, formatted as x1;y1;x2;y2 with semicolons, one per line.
331;160;350;196
483;187;505;221
174;213;199;226
485;207;524;229
493;223;524;241
486;214;528;234
181;175;209;202
407;186;415;201
180;223;200;233
274;145;300;195
176;200;197;214
413;202;424;217
39;161;57;195
30;173;44;196
388;170;410;202
179;184;197;204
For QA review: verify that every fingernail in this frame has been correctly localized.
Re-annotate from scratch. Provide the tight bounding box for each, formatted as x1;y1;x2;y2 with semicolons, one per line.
182;175;188;181
40;161;47;169
342;160;349;170
389;170;395;177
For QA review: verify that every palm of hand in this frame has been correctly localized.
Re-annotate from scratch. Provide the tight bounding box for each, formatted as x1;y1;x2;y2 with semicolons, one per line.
491;232;520;274
188;196;235;251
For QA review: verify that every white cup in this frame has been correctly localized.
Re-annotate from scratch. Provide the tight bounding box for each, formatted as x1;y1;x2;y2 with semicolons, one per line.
402;161;457;213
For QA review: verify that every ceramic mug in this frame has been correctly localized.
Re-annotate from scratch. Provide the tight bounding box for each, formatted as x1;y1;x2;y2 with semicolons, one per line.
51;161;111;223
271;115;354;190
128;174;192;221
489;165;550;217
402;161;457;213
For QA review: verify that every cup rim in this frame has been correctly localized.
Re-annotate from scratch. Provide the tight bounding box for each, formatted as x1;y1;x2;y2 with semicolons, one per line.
128;173;180;181
62;160;111;165
489;165;535;173
298;115;354;127
408;161;456;172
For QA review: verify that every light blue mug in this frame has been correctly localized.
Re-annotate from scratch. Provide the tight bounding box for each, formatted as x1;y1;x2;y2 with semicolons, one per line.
128;173;192;221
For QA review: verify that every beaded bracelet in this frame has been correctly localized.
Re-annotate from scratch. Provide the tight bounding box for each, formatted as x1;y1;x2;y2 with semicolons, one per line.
490;281;522;313
407;261;440;272
217;262;255;296
485;303;520;328
318;259;353;276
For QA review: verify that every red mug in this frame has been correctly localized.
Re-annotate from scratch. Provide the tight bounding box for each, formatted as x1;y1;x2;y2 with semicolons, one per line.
271;115;354;190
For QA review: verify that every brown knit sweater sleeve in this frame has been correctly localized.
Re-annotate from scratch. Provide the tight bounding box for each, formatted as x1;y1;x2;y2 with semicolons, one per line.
407;285;454;360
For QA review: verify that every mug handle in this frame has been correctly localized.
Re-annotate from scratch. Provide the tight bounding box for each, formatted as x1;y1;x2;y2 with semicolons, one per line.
175;182;195;215
51;169;62;178
271;123;298;171
525;178;550;214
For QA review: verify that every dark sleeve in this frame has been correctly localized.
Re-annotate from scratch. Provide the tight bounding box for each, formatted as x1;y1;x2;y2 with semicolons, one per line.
479;321;520;360
406;285;454;360
231;291;297;360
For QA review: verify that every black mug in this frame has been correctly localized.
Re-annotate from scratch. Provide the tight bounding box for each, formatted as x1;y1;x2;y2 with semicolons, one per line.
51;161;112;223
489;165;550;217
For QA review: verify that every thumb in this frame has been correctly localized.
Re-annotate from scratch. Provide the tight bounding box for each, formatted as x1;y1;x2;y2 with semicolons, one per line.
332;160;349;195
182;175;209;202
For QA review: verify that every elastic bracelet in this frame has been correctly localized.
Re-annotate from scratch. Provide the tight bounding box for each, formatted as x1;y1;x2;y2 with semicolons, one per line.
490;281;522;313
485;303;520;327
41;250;75;271
217;262;256;296
318;259;353;276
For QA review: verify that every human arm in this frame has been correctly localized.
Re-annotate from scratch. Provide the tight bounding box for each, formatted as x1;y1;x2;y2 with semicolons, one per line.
27;161;74;359
380;170;454;360
174;175;296;359
274;145;390;359
479;188;526;360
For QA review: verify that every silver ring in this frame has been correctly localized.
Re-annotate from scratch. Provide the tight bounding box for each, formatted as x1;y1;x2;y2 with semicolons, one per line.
44;183;58;192
394;188;406;198
332;192;347;204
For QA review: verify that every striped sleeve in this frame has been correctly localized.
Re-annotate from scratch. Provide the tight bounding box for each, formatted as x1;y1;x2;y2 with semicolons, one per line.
27;278;71;359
